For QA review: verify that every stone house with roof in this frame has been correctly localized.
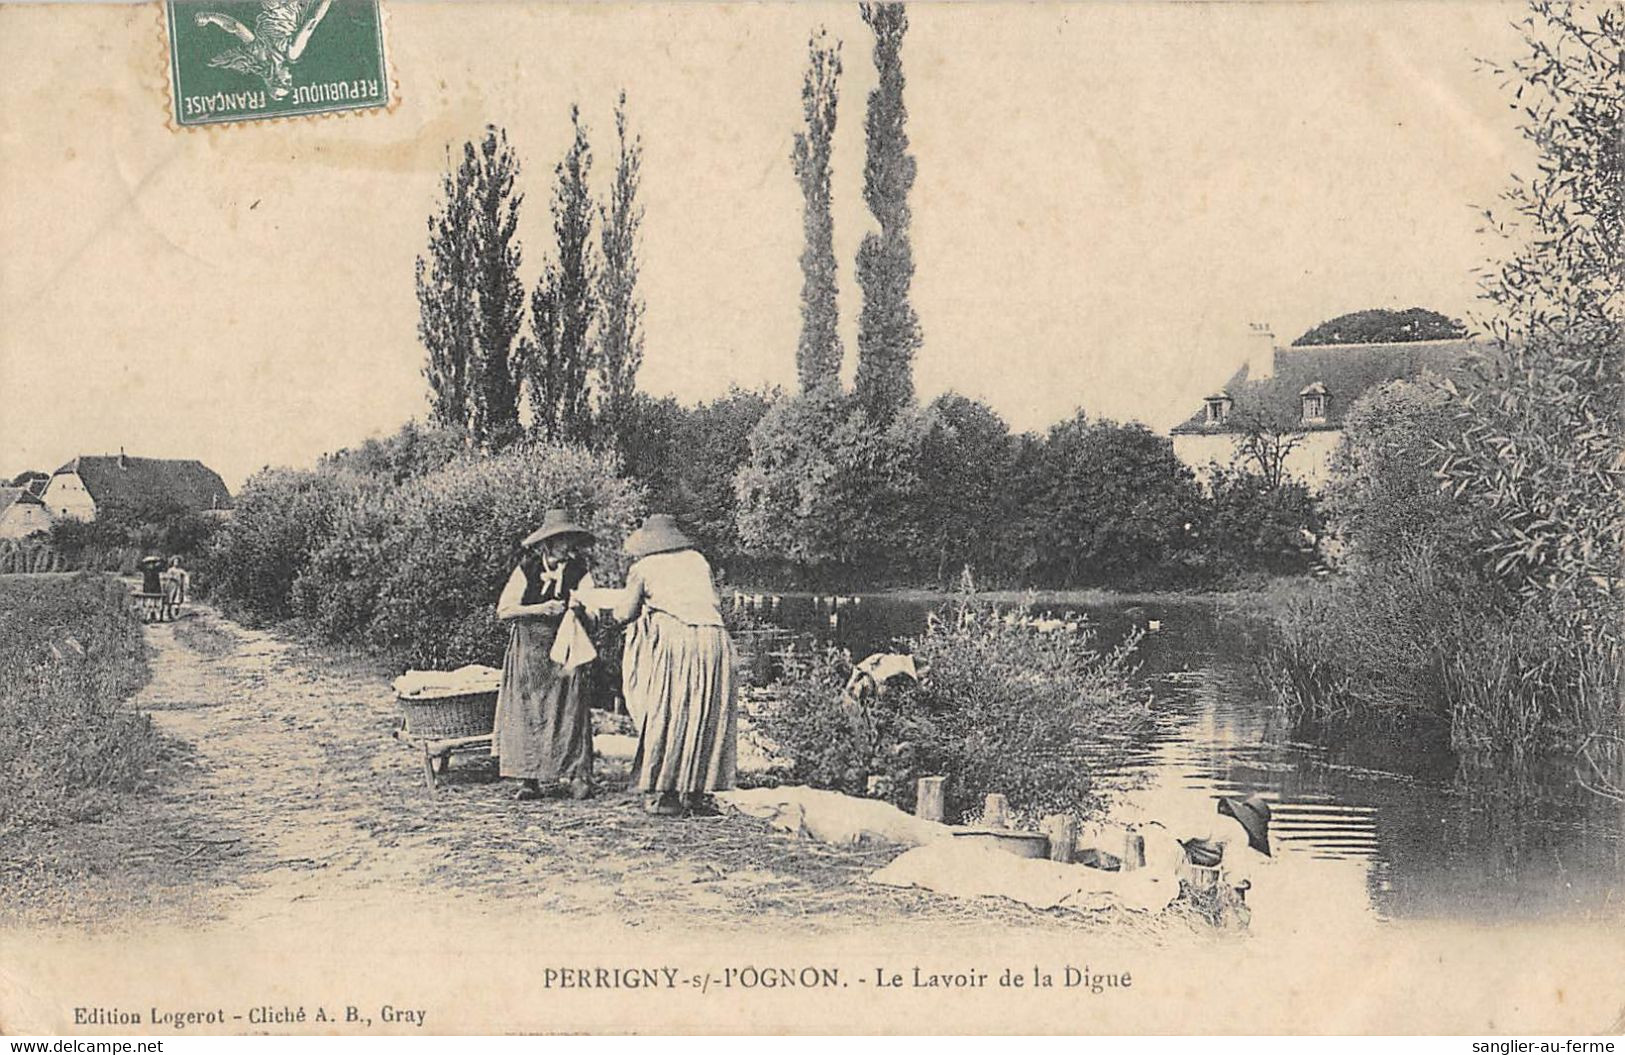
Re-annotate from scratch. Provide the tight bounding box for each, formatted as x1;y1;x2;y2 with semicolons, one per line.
0;487;53;539
1170;326;1477;491
42;451;233;522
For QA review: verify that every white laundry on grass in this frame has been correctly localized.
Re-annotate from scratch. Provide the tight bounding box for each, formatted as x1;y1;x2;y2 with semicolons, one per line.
717;785;1183;915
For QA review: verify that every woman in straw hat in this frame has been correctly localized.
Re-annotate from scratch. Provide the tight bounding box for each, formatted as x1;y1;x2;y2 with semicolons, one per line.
585;513;738;817
492;509;599;801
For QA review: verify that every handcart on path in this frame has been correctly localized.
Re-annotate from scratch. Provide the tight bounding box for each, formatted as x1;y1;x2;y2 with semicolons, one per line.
133;555;179;623
391;665;502;789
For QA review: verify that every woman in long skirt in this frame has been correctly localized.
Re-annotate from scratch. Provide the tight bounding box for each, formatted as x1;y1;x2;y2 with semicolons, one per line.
587;513;737;817
492;509;598;801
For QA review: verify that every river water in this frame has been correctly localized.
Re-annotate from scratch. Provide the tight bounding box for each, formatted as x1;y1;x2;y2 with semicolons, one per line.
735;591;1623;928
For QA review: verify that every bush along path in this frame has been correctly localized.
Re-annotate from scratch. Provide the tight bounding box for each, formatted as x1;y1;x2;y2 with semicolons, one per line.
1;602;1187;937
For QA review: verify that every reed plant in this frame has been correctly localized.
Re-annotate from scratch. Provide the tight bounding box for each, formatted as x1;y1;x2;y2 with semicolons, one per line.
1266;546;1622;773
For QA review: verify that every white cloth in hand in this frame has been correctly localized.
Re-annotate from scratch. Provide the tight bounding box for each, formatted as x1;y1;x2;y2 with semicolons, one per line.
550;610;598;673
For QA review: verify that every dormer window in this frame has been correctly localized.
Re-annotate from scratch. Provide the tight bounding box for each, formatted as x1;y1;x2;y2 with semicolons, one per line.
1300;382;1329;423
1204;392;1233;426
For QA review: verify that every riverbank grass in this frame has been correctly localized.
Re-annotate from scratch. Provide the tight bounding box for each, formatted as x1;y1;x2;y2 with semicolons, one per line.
0;572;159;831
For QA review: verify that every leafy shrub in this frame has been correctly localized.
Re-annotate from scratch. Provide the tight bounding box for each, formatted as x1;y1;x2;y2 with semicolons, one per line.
756;591;1151;825
1269;360;1621;771
201;467;375;623
201;442;644;673
1018;414;1205;586
45;516;135;572
364;442;643;667
0;574;157;830
1322;377;1477;563
321;420;467;484
291;489;392;642
41;501;219;576
1199;465;1321;576
621;387;775;564
735;389;928;584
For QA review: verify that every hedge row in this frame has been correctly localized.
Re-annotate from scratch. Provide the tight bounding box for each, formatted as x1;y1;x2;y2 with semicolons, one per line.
203;442;644;669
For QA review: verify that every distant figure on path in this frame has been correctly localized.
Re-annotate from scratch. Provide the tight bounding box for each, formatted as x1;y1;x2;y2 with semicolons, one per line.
139;555;165;597
492;510;598;802
162;556;191;610
593;514;738;818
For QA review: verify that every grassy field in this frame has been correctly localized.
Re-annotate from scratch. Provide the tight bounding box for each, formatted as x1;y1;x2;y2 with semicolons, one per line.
0;572;159;832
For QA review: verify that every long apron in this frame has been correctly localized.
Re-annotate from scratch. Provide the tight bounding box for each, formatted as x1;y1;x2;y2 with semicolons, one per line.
491;617;593;783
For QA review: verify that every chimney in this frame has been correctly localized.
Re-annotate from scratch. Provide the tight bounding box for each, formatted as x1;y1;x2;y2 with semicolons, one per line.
1246;322;1275;381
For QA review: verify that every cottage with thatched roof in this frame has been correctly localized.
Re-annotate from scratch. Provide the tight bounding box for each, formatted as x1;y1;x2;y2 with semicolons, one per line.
1170;327;1478;491
42;451;233;522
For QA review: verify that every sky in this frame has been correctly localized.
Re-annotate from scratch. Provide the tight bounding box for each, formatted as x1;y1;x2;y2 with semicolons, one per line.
0;1;1532;489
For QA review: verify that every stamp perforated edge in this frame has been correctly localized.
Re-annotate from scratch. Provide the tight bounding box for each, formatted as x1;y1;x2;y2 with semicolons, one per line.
156;0;402;132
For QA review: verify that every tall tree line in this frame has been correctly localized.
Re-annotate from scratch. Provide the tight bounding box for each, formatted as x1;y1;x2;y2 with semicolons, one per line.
736;2;927;572
415;101;645;451
784;3;922;407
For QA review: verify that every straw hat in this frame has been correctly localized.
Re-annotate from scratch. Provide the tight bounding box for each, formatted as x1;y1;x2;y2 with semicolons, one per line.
623;513;694;559
521;508;595;549
1218;793;1273;856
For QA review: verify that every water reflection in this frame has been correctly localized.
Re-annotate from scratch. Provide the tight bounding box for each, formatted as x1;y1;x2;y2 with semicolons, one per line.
738;591;1624;925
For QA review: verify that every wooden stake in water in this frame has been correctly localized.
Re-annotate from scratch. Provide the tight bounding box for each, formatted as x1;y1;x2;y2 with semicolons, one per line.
915;776;946;822
1043;814;1078;864
1122;829;1146;872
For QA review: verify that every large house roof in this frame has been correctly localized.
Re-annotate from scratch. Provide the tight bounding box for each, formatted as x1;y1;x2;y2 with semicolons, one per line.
0;486;46;519
1170;338;1477;435
53;455;233;513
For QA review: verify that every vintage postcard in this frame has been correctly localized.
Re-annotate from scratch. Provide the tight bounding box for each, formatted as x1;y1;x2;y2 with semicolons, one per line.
1;0;1622;1039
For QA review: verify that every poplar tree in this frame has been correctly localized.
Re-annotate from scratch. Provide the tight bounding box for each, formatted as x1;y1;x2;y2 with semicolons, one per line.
467;129;528;448
792;27;844;395
595;91;646;447
418;127;527;446
416;132;474;435
416;149;473;433
853;2;922;424
528;106;598;446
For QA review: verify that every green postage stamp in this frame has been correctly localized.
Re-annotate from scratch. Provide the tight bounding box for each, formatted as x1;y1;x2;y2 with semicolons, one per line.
165;0;391;126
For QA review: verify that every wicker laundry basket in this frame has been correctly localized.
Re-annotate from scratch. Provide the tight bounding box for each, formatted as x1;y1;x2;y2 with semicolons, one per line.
396;690;498;739
393;687;499;790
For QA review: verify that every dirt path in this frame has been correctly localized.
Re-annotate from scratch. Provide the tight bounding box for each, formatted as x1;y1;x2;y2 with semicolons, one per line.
3;604;1168;937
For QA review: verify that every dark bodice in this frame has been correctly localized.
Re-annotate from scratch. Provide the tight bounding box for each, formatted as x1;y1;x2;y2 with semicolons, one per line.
519;554;588;608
